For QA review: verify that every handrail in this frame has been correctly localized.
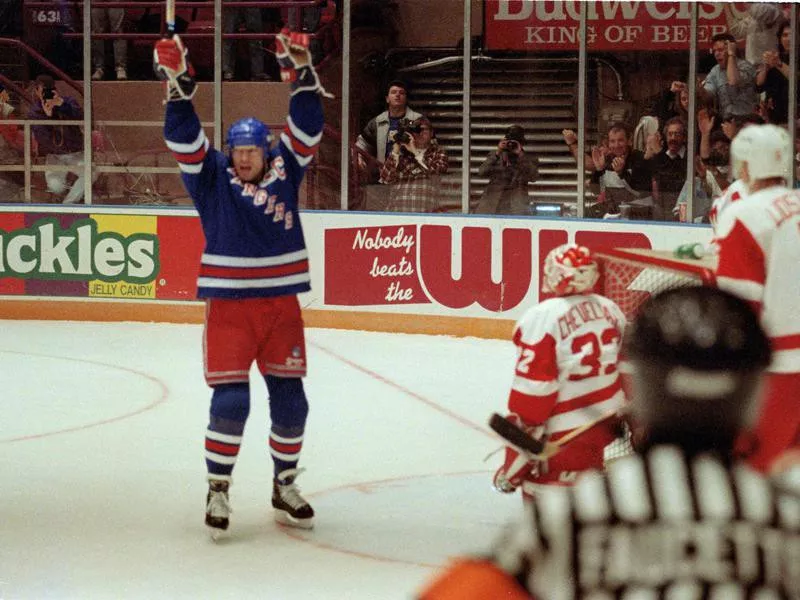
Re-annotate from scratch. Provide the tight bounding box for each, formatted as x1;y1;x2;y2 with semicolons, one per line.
27;0;332;43
592;57;624;101
0;74;35;107
0;37;83;97
396;54;624;101
0;116;341;204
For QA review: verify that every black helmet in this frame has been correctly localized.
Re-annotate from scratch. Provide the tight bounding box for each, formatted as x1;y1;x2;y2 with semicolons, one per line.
625;286;771;454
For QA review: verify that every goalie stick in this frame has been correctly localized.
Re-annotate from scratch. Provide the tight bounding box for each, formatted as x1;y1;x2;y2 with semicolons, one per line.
488;409;619;459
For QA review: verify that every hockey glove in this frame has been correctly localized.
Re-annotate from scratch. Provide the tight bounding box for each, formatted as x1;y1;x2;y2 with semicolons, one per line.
492;414;545;494
275;28;333;98
153;35;197;102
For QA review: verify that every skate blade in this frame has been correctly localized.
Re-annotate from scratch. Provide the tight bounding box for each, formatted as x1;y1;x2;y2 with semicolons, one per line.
208;526;228;542
274;510;314;530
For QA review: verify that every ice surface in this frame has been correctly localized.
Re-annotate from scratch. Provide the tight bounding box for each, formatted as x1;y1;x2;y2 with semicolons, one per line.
0;320;523;599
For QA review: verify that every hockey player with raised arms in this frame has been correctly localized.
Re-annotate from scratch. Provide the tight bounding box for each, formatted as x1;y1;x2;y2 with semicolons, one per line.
153;29;328;538
492;244;626;499
715;123;800;473
420;286;800;599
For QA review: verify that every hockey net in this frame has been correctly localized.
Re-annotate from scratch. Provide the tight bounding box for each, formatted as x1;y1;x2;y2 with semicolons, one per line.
594;247;718;464
594;247;717;323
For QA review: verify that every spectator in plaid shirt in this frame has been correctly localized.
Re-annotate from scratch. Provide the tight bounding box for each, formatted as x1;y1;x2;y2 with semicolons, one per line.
379;117;449;212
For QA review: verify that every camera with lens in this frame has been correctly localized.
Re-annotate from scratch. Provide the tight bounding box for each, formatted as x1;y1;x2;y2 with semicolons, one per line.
42;87;56;101
394;118;422;145
504;139;520;152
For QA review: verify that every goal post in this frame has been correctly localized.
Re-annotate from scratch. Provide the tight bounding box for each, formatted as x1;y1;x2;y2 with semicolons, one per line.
593;247;717;464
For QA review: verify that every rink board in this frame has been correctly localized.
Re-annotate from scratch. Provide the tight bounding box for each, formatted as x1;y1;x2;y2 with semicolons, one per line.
0;206;713;338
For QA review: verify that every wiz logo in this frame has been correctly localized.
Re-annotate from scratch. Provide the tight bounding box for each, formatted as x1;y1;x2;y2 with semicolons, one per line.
0;217;159;283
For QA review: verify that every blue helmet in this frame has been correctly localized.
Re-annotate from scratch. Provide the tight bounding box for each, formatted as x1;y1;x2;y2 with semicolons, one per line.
226;117;272;152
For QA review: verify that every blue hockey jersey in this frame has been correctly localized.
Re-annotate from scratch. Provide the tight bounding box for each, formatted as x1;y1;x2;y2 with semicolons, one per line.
163;91;323;299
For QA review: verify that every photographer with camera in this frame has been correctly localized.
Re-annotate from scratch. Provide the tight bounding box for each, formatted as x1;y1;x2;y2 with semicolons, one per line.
378;116;448;212
474;125;538;215
29;75;93;204
0;83;26;202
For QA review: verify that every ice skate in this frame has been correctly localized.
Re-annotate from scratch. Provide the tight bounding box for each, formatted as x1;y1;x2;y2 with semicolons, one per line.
205;479;232;540
272;468;314;529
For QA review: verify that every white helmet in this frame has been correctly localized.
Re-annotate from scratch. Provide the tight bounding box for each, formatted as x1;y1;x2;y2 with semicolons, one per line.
542;243;599;296
730;124;792;183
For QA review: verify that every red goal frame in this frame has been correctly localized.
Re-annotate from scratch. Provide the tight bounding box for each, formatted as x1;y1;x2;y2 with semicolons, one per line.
594;247;717;322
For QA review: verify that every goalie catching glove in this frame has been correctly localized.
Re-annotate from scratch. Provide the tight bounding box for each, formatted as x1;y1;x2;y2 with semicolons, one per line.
492;414;547;494
153;35;197;102
275;28;333;98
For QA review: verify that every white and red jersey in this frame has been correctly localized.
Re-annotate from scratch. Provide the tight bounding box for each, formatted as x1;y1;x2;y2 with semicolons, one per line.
715;185;800;374
715;185;800;471
709;178;748;239
507;293;626;485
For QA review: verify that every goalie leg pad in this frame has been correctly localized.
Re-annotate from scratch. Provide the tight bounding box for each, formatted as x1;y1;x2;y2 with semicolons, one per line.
491;413;546;493
493;446;535;493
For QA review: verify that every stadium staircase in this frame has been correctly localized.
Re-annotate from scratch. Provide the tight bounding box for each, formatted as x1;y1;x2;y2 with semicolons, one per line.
398;56;603;215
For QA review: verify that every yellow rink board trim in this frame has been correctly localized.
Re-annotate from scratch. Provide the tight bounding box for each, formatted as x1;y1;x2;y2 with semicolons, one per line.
0;299;515;340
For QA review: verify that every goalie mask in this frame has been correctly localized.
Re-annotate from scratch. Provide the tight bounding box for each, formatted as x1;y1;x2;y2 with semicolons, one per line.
624;286;771;452
542;243;599;296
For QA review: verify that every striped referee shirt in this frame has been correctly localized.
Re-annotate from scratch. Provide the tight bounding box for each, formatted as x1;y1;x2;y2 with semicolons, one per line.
492;445;800;599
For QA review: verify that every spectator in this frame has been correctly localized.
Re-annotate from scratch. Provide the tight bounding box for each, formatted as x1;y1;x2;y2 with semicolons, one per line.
474;125;538;215
355;80;424;171
699;129;732;200
648;117;688;221
657;80;715;139
0;83;25;202
91;7;127;80
29;75;93;204
701;33;759;119
721;112;764;142
222;7;269;81
756;21;791;125
727;1;786;68
649;80;691;126
287;0;335;65
378;117;448;212
565;123;656;218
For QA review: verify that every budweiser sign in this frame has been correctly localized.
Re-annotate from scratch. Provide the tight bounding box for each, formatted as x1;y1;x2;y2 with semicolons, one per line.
485;1;753;51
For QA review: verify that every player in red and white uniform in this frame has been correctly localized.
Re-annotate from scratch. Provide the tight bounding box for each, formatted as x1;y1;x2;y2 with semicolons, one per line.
715;124;800;472
420;287;798;600
492;244;627;499
708;177;747;238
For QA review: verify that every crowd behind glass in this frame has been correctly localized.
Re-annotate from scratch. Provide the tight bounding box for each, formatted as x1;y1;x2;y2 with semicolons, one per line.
0;0;797;221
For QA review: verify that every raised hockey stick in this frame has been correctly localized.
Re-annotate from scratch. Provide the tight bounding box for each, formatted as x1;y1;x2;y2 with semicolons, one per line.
488;409;619;459
165;0;176;35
